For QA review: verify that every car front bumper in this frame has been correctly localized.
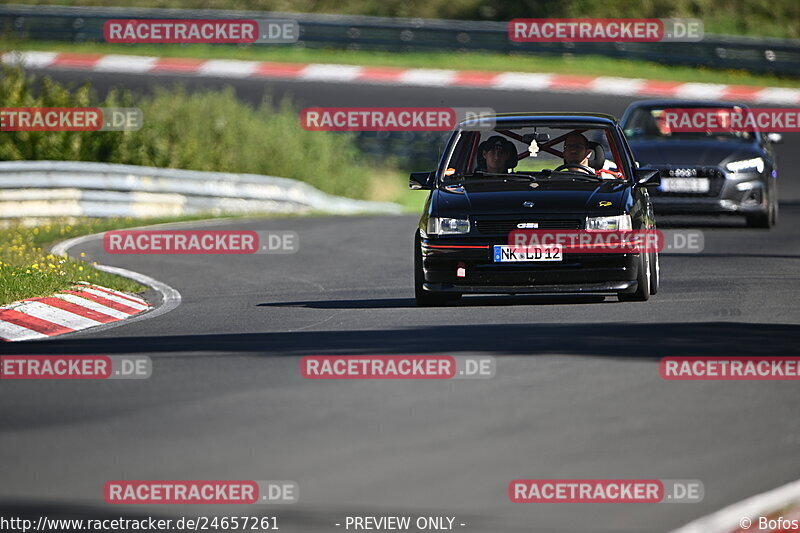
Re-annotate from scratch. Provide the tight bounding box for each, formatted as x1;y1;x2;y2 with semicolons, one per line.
420;238;639;295
650;171;770;216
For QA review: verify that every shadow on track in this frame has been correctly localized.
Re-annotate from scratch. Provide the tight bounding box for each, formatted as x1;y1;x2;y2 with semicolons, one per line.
655;216;747;229
4;322;799;359
257;294;607;309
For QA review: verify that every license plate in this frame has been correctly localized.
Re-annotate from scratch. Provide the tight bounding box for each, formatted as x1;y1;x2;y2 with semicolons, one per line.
493;245;562;262
660;177;710;193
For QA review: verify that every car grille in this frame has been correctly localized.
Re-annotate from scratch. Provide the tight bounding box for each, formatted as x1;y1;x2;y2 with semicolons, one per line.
651;166;726;197
474;219;581;235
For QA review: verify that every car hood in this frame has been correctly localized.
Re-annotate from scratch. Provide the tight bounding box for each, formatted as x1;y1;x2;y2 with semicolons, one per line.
628;139;761;167
437;179;630;216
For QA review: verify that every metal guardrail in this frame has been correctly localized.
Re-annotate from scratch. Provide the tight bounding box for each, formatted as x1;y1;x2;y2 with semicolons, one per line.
1;4;799;76
0;161;402;218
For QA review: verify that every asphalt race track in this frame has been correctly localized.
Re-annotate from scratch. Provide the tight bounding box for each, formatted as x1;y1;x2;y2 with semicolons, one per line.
2;69;800;532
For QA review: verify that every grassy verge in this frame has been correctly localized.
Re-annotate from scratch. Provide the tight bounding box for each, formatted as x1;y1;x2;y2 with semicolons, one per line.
5;0;800;40
0;214;238;305
4;39;800;88
0;204;428;306
1;218;146;306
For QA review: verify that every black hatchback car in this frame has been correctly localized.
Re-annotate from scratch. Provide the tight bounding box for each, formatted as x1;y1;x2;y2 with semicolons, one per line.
410;113;662;306
620;100;780;228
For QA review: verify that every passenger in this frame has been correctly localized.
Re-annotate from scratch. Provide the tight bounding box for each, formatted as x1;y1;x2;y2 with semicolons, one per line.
477;136;517;174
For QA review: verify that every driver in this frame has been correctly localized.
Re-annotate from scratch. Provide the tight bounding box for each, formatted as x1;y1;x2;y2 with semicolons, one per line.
561;133;594;174
477;136;517;174
559;132;625;179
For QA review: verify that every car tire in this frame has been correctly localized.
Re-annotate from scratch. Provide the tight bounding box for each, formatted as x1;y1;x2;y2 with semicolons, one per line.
772;198;779;227
746;197;777;229
619;252;651;302
649;250;660;295
415;232;458;307
746;210;772;228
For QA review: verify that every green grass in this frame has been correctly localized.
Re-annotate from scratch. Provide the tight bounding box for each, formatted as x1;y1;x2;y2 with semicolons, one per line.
0;213;265;305
0;218;149;305
4;39;800;88
1;64;416;204
6;0;800;39
0;213;301;305
0;204;430;306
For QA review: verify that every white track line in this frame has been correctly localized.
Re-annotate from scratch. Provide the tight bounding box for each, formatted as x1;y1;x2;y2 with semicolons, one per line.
0;320;48;342
78;287;149;311
300;64;362;82
77;283;148;306
54;293;131;320
197;59;259;78
6;51;800;103
6;301;102;330
755;87;800;104
46;232;182;339
399;68;457;86
491;72;554;91
590;76;646;95
2;51;58;68
94;54;158;73
670;478;800;533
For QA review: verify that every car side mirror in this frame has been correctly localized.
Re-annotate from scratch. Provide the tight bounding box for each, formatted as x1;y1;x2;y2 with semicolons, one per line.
766;133;783;144
635;169;660;188
409;171;434;190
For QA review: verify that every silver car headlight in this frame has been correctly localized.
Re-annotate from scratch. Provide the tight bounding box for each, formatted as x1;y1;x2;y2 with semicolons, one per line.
586;214;632;231
726;157;764;174
428;217;470;235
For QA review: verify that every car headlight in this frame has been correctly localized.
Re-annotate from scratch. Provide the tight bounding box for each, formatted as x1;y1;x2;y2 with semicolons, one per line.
726;157;764;174
586;214;632;231
428;217;470;235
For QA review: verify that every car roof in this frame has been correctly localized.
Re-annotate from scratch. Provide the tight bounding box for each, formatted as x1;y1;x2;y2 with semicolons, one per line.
458;112;619;129
624;99;750;109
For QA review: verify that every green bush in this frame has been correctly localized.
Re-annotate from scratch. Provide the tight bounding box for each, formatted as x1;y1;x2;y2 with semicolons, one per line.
0;66;381;199
8;0;800;39
116;87;371;198
0;66;130;161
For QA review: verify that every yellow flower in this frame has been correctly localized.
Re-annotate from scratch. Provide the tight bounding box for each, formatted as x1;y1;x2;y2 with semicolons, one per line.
80;252;86;257
78;266;84;271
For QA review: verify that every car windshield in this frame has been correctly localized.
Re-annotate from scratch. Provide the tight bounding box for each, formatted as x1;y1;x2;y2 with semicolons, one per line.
622;106;754;141
442;125;625;183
